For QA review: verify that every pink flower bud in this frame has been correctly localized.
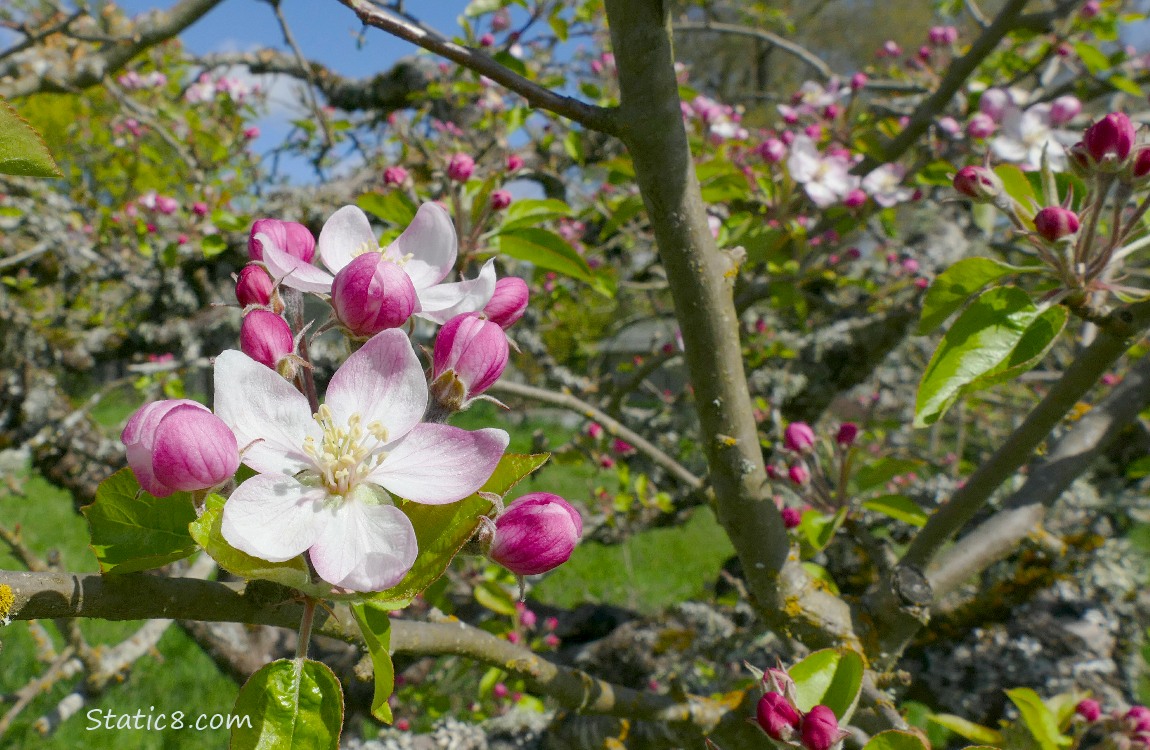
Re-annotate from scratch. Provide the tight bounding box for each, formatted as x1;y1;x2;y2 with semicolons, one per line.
928;25;958;45
801;705;842;750
1128;706;1150;733
1081;0;1101;18
850;72;868;91
330;253;417;337
192;201;209;217
1075;699;1102;722
843;189;867;208
155;196;179;215
758;138;786;163
966;113;996;139
122;400;239;497
447;153;476;181
789;464;810;486
492;682;509;699
586;422;604;439
880;40;902;58
836;423;859;445
784;422;816;452
1084;112;1135;163
491;190;513;210
506;154;524;172
484;276;529;329
433;313;509;398
1129;147;1150;181
235;264;274;308
248;218;316;263
953;165;1004;202
1049;95;1082;125
781;506;802;528
756;692;801;740
490;8;511;32
1033;206;1080;242
243;126;260;139
979;88;1010;122
479;33;495;47
240;309;294;369
490;493;582;575
383;166;409;185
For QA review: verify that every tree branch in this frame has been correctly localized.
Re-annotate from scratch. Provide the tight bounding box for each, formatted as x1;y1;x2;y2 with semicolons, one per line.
489;379;705;490
673;21;834;81
0;0;226;99
1;569;726;730
332;0;620;137
854;0;1030;174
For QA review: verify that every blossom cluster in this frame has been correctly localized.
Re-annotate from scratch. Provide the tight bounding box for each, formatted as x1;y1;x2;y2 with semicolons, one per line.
122;200;581;593
766;420;859;527
1074;698;1150;747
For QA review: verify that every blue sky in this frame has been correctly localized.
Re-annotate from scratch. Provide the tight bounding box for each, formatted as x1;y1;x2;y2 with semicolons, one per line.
114;1;480;179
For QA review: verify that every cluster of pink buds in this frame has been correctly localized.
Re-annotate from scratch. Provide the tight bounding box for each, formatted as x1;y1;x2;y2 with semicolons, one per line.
754;667;849;749
487;493;583;576
955;110;1150;305
767;421;860;520
1071;698;1150;747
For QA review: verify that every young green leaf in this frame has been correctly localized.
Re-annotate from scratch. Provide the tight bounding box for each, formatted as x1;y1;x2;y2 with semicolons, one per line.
861;730;930;750
189;493;313;590
0;98;62;178
788;648;865;724
231;658;343;750
498;228;594;282
861;495;928;527
82;468;198;574
917;257;1027;335
915;287;1056;427
351;603;395;724
928;714;1004;745
1006;687;1071;750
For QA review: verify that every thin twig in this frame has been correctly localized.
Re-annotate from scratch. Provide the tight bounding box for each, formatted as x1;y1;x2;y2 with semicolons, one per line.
674;21;834;81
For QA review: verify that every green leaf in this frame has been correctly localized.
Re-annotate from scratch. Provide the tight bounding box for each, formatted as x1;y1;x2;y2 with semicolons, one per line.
499;198;572;232
928;714;1003;745
1110;74;1143;97
203;234;229;259
1073;42;1109;75
493;50;528;78
862;730;931;750
498;228;594;281
994;164;1036;210
350;603;394;724
918;257;1026;335
82;468;198;574
231;658;343;750
365;453;549;607
189;493;313;589
563;131;584;164
357;191;417;227
862;495;928;527
464;0;506;17
967;304;1068;391
789;648;865;724
0;98;62;178
797;507;847;553
1006;687;1071;750
915;287;1053;427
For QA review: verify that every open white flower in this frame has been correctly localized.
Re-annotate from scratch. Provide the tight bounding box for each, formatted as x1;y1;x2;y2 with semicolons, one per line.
991;105;1075;171
215;329;509;591
862;163;915;208
787;136;858;208
261;203;497;325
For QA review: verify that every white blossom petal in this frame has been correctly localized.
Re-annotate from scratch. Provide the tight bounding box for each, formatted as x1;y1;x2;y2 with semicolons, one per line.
309;501;417;591
214;350;319;476
324;329;428;442
370;424;509;504
260;235;334;293
318;205;378;276
415;258;497;324
221;474;327;562
384;202;458;291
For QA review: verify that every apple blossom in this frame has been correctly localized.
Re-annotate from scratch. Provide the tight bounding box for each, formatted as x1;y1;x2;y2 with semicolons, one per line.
1049;96;1082;126
787;136;858;208
1084;112;1136;164
953;165;1004;202
489;493;582;576
122;400;239;497
784;421;816;452
506;154;524;172
490;190;512;210
966;113;996;139
756;692;801;741
330;253;417;337
1076;699;1102;722
431;313;509;411
215;330;509;591
801;705;845;750
262;203;496;325
836;423;859;445
447;153;475;181
240;309;293;370
1033;206;1080;242
991;105;1074;171
235;264;275;309
249;218;315;264
862;163;914;208
383;166;409;185
484;276;529;329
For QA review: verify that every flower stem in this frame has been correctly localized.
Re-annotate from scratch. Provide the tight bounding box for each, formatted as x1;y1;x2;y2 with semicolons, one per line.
284;288;320;413
296;597;317;660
